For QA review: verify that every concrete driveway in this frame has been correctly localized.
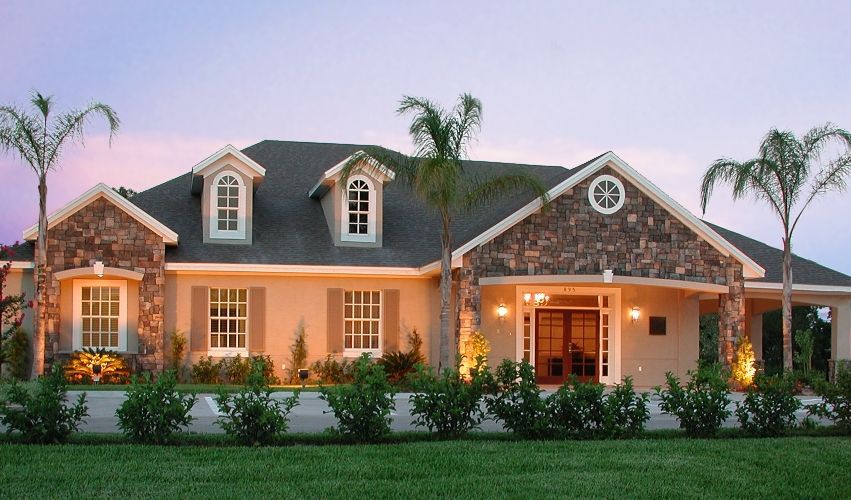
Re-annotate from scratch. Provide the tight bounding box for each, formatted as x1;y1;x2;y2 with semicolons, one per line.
67;390;825;434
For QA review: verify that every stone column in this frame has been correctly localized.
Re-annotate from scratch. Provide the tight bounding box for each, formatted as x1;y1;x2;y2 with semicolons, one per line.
457;252;482;347
718;258;745;368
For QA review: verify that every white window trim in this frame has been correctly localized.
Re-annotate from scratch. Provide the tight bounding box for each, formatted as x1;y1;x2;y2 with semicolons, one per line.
72;279;128;352
207;287;249;358
209;169;247;240
340;174;377;243
343;290;383;358
588;174;626;215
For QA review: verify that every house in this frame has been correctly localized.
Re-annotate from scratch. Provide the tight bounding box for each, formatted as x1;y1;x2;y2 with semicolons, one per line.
4;140;851;386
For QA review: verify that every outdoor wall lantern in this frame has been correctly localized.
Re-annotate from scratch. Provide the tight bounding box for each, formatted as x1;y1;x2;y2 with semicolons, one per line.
94;261;105;278
497;303;509;321
630;306;641;323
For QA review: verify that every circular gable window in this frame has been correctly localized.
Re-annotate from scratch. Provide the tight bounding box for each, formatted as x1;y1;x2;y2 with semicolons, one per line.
588;174;625;214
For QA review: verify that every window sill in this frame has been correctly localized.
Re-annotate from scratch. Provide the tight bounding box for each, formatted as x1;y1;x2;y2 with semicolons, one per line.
207;349;249;358
340;233;376;243
343;349;382;359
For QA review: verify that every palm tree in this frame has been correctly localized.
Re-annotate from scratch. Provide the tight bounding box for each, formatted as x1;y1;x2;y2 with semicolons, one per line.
700;124;851;371
0;91;119;378
341;93;549;370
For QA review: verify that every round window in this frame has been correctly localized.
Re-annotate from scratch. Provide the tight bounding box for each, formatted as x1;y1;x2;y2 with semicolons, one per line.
588;174;625;214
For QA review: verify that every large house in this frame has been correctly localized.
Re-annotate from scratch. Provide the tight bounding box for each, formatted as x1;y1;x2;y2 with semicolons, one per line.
5;141;851;386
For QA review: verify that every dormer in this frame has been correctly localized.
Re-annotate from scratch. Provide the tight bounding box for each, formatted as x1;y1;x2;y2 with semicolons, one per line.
190;145;266;245
308;152;394;248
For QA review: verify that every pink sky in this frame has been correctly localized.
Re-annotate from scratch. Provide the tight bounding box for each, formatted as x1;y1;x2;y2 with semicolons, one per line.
1;1;850;274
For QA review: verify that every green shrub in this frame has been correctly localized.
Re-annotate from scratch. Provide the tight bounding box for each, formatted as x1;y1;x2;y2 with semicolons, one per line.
319;353;395;442
604;377;650;438
191;356;222;384
0;365;88;443
655;366;732;438
311;355;355;384
735;374;801;436
287;324;308;384
221;354;252;384
215;361;299;445
409;363;487;438
251;355;281;385
116;370;196;444
546;377;606;438
170;330;187;382
807;367;851;433
4;327;29;380
378;330;427;385
485;360;549;438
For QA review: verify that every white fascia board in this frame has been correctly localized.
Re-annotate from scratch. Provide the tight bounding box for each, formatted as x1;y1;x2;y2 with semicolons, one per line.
191;144;266;178
164;262;433;277
309;151;396;198
745;281;851;294
22;183;179;245
9;261;35;270
446;151;765;279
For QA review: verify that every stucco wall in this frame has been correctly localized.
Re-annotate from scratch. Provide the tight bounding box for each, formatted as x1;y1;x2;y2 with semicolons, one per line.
3;268;35;334
165;273;440;380
479;283;700;387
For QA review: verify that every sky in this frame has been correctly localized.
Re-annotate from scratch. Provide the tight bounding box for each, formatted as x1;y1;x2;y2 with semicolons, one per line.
1;1;850;275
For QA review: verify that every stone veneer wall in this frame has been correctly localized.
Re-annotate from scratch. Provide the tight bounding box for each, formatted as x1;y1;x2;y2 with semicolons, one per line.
39;197;165;371
457;166;745;366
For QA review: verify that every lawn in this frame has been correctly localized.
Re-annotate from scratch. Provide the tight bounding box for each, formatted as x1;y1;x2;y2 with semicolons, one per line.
0;437;848;498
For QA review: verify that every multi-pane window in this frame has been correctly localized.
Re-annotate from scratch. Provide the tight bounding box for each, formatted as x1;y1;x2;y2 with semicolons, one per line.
347;179;370;235
210;288;247;349
344;290;381;351
81;286;120;348
217;175;240;232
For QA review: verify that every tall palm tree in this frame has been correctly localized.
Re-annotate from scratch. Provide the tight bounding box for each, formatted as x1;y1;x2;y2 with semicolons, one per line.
341;93;549;370
0;91;119;378
700;124;851;371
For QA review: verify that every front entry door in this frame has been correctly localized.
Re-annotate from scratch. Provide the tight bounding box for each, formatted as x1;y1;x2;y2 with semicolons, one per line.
535;310;599;384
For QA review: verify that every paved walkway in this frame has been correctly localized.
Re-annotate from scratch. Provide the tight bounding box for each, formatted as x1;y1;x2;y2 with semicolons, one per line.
66;391;825;434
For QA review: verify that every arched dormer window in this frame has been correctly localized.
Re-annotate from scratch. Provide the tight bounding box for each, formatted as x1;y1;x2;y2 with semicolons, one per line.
210;170;246;239
341;175;376;242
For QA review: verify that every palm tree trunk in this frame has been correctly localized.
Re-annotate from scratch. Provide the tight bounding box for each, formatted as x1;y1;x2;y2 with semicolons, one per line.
438;214;452;371
782;235;794;372
31;176;47;378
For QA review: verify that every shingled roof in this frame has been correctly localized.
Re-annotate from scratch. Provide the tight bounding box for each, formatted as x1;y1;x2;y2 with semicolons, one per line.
7;140;851;288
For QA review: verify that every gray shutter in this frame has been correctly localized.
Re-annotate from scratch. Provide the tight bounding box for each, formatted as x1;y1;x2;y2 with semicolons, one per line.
382;289;400;353
190;286;209;353
249;287;266;353
327;288;344;353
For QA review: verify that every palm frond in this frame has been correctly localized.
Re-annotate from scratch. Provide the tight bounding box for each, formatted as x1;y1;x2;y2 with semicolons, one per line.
30;90;53;119
460;172;550;212
336;147;414;198
451;93;482;160
45;102;120;168
699;157;785;219
791;154;851;234
0;105;45;172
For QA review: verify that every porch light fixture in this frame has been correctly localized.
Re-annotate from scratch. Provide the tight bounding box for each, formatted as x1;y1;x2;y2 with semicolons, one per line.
94;261;105;278
630;306;641;323
523;292;550;307
497;303;509;320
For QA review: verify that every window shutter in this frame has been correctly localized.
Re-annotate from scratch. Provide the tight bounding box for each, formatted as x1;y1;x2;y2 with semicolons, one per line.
247;287;266;353
190;286;209;353
383;289;400;353
327;288;344;353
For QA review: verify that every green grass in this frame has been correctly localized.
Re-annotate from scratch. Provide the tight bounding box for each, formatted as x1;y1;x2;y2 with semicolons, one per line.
0;437;848;498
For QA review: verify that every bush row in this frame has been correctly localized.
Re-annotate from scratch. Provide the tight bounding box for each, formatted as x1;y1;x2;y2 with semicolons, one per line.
2;357;851;445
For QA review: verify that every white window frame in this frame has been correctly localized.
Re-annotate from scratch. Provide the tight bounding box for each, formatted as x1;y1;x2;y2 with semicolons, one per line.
340;174;376;243
209;170;247;240
208;287;249;357
72;279;128;352
588;174;626;215
343;290;383;357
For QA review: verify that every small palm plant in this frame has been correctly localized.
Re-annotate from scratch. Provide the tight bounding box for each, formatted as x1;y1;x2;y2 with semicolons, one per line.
700;124;851;371
340;94;549;369
0;91;119;378
64;347;130;384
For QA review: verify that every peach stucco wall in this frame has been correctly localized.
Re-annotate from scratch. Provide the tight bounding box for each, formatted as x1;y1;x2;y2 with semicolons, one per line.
164;273;441;380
